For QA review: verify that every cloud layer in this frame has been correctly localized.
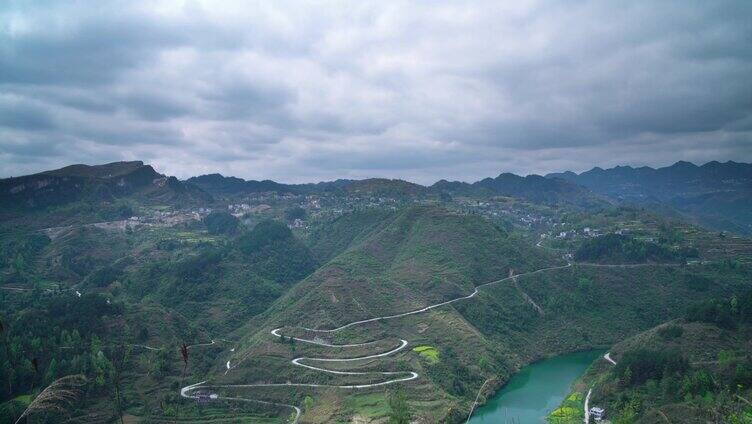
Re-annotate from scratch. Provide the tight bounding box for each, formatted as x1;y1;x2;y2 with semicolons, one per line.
1;0;751;183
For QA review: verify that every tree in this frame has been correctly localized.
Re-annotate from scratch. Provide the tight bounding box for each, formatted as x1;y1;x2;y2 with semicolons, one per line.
44;358;59;383
203;212;240;235
108;343;132;424
387;389;411;424
302;395;314;412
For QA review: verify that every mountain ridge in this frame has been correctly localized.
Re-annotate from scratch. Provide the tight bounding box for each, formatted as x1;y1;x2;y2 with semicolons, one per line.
0;161;212;212
547;160;752;234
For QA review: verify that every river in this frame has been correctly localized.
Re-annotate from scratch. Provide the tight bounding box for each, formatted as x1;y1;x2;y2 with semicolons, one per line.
468;350;604;424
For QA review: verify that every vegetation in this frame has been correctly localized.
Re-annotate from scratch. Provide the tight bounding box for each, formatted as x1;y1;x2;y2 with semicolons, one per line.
387;389;411;424
686;289;752;329
203;211;240;235
1;160;751;423
547;391;583;423
413;345;440;364
574;233;685;263
613;348;689;386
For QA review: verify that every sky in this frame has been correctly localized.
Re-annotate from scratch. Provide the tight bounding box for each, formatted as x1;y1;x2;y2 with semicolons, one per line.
1;0;751;184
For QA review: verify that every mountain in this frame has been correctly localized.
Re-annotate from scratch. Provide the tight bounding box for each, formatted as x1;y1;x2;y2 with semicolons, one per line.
186;173;295;195
121;219;318;331
3;159;752;423
0;161;212;212
189;170;607;209
222;205;750;422
188;173;426;199
433;173;611;209
547;161;752;234
222;206;560;420
247;206;557;329
305;208;396;263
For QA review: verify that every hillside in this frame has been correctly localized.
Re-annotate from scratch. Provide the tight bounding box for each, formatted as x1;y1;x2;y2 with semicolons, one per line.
1;160;751;423
548;161;752;235
185;169;609;209
122;220;318;332
249;206;557;330
206;207;751;422
187;173;294;196
305;208;396;263
553;289;752;423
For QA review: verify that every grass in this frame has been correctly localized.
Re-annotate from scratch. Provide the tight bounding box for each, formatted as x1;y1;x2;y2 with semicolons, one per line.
413;345;440;364
344;392;391;418
547;390;583;423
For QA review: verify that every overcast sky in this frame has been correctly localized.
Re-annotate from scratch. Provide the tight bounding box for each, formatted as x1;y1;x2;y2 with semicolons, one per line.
1;1;751;183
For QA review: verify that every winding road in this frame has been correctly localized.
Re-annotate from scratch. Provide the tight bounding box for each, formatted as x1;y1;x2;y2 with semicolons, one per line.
182;262;657;423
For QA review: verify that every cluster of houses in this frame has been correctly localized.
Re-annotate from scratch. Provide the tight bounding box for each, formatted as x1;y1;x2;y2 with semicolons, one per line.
460;199;555;229
555;226;604;239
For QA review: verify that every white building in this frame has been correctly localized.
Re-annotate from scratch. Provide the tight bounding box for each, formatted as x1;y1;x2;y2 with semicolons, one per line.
589;406;605;421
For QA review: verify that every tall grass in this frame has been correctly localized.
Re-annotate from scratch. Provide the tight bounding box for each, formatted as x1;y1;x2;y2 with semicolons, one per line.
14;374;87;424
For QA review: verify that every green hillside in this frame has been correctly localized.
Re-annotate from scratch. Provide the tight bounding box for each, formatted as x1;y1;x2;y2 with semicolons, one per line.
208;207;750;422
558;324;751;422
124;220;318;332
305;208;395;264
248;206;557;330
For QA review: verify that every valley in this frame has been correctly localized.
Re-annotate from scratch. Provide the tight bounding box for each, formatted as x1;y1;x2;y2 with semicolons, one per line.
1;161;751;423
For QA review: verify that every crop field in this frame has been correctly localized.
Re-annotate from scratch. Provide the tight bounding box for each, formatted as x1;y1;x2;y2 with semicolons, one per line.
412;345;440;364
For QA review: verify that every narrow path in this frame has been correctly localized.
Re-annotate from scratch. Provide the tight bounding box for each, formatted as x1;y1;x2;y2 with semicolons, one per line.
604;352;616;365
584;388;592;424
465;378;493;424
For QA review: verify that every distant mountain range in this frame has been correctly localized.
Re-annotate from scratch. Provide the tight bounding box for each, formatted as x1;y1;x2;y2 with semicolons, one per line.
2;159;751;234
548;161;752;234
189;171;609;209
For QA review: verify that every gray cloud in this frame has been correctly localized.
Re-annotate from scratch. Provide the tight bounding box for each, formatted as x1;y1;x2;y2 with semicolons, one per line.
1;0;751;183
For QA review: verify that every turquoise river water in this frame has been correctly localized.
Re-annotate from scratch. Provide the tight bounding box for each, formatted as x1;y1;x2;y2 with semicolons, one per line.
468;350;605;424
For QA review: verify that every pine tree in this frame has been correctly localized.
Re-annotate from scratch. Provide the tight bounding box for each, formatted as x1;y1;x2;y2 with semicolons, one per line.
388;389;411;424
